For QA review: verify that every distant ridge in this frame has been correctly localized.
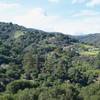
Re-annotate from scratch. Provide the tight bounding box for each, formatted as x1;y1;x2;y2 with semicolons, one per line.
75;33;100;47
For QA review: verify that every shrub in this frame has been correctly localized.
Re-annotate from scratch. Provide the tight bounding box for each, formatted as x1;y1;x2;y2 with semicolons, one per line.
6;80;34;93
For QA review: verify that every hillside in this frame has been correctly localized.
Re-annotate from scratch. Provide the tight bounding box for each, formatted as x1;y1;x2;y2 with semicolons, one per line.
0;22;77;65
0;22;100;100
0;22;77;48
76;33;100;47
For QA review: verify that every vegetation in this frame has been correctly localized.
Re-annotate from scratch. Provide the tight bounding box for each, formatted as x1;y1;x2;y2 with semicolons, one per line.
0;22;100;100
76;33;100;47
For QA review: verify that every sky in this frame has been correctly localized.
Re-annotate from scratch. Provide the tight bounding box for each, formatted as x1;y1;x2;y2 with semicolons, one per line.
0;0;100;35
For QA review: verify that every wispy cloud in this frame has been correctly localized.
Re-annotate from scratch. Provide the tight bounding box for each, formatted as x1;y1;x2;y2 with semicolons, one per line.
72;0;86;4
73;10;100;17
0;2;20;10
11;7;100;35
48;0;60;3
13;8;59;31
72;0;100;7
0;1;100;35
86;0;100;7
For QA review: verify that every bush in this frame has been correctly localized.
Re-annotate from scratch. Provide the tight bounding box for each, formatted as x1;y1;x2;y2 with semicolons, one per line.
0;94;13;100
6;80;34;93
14;89;38;100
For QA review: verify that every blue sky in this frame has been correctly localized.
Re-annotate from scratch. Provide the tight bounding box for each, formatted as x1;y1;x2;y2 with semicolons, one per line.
0;0;100;35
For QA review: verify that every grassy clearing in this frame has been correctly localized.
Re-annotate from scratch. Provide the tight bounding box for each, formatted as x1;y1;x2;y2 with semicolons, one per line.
80;51;99;56
79;44;98;49
14;31;24;38
79;44;100;56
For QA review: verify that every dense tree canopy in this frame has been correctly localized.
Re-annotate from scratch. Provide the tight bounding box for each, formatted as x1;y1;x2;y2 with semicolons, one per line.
0;22;100;100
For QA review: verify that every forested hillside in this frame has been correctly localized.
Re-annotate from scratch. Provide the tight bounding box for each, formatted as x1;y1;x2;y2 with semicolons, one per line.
76;33;100;47
0;22;100;100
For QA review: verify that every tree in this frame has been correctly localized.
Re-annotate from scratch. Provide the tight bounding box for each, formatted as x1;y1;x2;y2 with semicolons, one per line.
6;80;34;93
14;89;38;100
23;51;34;73
96;52;100;69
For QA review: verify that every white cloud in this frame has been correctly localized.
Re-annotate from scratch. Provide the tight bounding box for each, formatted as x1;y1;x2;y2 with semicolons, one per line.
54;17;100;35
72;0;100;7
73;10;100;17
0;7;100;35
0;2;20;10
48;0;60;3
72;0;86;4
13;8;60;31
12;7;100;35
86;0;100;7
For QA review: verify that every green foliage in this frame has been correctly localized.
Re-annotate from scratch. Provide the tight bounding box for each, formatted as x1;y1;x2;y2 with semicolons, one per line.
79;82;100;100
76;33;100;47
6;80;34;93
22;51;35;73
14;89;38;100
96;52;100;68
14;31;24;38
0;22;100;100
0;94;13;100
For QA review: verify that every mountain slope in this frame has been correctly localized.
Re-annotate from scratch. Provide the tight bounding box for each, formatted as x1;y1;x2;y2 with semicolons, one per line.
0;22;78;65
76;33;100;47
0;22;100;100
0;22;77;44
